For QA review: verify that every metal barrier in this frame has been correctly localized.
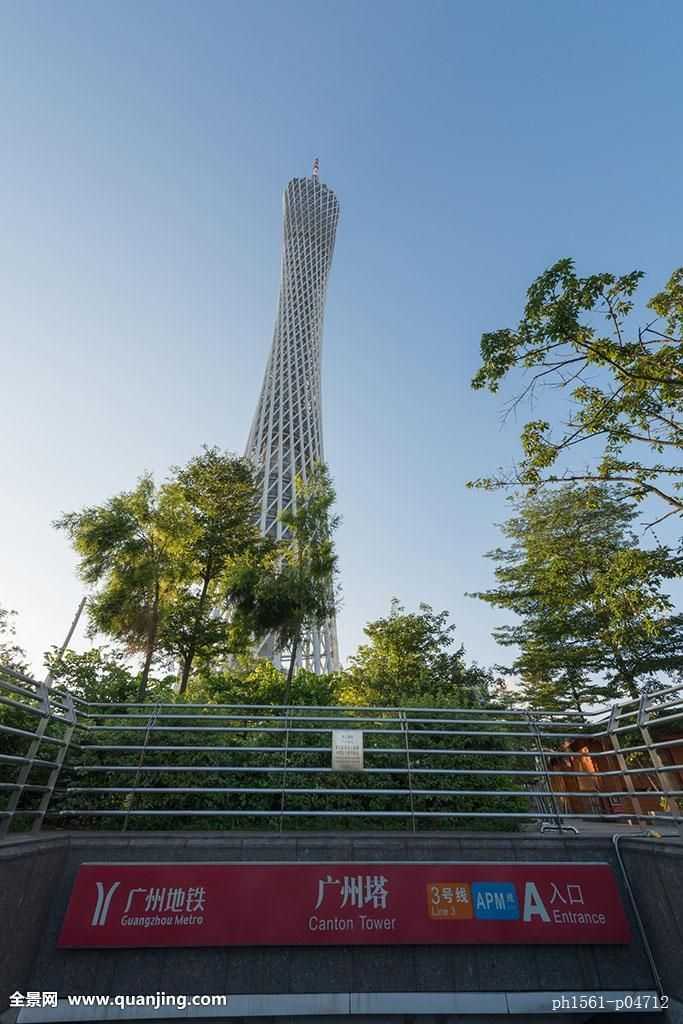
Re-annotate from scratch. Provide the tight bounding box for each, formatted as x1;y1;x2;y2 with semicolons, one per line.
1;665;682;835
0;666;77;836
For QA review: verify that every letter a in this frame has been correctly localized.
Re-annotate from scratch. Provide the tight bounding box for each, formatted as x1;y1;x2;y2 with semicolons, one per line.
523;882;549;923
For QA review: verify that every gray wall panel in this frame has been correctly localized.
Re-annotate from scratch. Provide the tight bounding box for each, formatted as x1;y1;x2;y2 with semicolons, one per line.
1;830;678;1017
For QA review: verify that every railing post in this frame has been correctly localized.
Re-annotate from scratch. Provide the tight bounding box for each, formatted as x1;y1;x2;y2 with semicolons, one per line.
606;701;646;824
1;684;51;837
637;691;682;835
279;706;291;833
123;705;158;832
400;710;416;833
32;692;77;833
529;711;566;832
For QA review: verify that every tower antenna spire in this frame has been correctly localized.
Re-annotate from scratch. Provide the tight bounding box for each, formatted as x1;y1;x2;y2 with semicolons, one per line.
312;157;319;178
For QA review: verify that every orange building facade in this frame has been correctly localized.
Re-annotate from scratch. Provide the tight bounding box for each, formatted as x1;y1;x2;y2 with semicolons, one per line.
547;729;683;819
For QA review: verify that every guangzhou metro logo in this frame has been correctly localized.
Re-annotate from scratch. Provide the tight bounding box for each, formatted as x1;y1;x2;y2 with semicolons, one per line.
89;880;207;930
91;881;121;927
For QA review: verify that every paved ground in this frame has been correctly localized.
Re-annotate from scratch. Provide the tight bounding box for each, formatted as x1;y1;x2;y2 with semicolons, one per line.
523;817;682;839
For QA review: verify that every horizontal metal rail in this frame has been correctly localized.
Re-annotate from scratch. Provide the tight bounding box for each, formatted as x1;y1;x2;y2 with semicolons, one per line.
79;710;590;729
74;745;561;761
56;808;677;821
0;809;43;817
0;724;70;745
77;698;592;717
65;785;683;799
645;710;683;729
0;782;51;792
83;722;599;740
0;753;61;768
74;742;683;762
65;762;672;778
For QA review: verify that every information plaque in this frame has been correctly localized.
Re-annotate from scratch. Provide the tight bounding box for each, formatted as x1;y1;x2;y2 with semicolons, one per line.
331;729;364;771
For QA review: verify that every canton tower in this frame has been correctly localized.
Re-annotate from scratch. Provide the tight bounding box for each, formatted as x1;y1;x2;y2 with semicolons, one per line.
245;161;341;674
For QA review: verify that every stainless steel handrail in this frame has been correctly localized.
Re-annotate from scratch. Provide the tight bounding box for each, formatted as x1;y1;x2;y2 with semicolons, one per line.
2;665;683;836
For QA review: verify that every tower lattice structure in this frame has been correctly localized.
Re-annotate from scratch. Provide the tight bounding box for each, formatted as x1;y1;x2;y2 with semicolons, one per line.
245;164;341;674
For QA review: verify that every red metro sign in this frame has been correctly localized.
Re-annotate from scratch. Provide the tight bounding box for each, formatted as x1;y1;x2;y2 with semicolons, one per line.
58;861;631;949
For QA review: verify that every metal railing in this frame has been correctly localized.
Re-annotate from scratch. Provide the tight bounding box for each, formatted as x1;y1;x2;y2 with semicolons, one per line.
0;666;77;836
1;664;682;835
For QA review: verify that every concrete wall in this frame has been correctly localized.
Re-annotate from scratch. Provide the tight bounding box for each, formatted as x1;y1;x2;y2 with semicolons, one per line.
1;831;680;1019
619;838;683;1019
0;835;67;1008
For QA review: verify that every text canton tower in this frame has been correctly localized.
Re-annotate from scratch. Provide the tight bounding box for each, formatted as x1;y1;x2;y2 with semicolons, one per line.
245;161;341;674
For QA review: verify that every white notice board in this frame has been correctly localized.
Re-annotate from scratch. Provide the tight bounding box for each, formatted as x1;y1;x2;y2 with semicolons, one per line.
331;729;364;772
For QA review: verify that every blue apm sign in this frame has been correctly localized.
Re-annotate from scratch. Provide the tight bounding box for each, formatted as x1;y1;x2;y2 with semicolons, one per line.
471;882;520;920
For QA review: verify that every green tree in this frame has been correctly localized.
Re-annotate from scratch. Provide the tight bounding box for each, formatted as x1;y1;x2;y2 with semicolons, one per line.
159;448;262;694
55;474;183;701
43;645;176;704
228;463;340;703
0;605;29;674
470;260;683;525
471;485;683;712
185;658;338;706
340;599;498;706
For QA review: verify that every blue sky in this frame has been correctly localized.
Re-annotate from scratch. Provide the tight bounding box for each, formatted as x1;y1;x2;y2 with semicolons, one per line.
2;0;682;675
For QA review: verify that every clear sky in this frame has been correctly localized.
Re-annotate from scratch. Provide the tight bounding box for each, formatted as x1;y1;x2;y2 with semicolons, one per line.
2;0;682;676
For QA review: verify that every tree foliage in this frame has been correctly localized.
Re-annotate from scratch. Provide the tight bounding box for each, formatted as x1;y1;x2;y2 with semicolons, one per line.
55;448;263;698
185;658;338;707
43;645;176;704
471;484;683;712
340;599;500;706
470;259;683;525
42;643;524;836
158;448;262;694
55;474;184;700
228;463;340;701
0;605;29;674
